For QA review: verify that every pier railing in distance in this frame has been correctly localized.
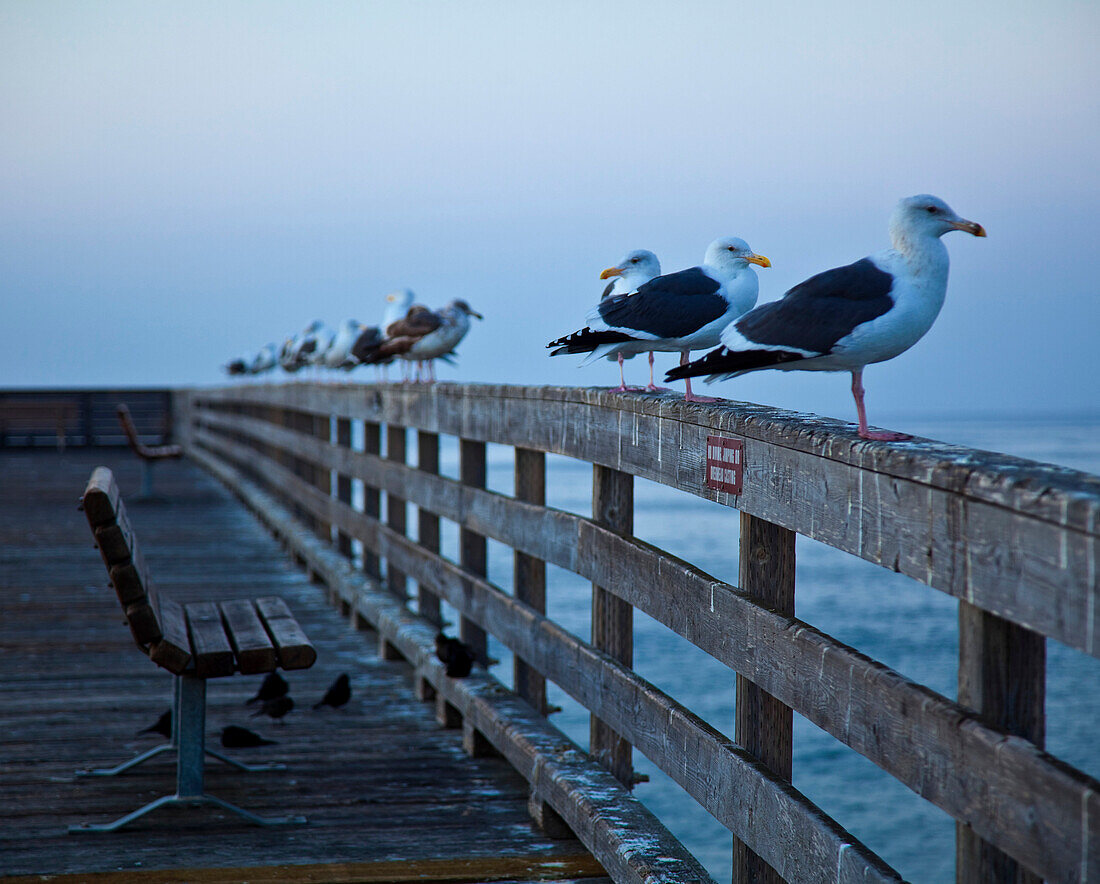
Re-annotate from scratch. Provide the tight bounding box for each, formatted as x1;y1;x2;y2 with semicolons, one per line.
0;388;175;448
176;382;1100;884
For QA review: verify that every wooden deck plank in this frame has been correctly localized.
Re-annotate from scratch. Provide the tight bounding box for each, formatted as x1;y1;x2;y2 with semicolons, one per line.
0;450;600;881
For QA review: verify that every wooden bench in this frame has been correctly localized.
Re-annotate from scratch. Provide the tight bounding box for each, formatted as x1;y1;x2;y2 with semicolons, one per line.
70;466;317;833
0;398;78;450
116;403;183;498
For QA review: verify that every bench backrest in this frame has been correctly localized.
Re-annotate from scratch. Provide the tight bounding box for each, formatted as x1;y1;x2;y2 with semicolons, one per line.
81;467;315;678
116;404;183;460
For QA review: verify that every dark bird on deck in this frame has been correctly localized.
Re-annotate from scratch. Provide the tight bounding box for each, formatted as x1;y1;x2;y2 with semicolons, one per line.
435;632;476;678
251;695;294;722
137;709;172;739
245;671;289;706
221;725;278;748
313;673;351;709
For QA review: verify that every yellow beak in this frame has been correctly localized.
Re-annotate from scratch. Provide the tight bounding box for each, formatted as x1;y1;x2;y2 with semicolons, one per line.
599;266;624;280
746;254;772;268
950;219;987;237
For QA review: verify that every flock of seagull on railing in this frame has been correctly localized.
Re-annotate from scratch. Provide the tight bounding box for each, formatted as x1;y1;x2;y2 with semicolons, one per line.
223;289;483;383
223;194;985;441
546;194;985;441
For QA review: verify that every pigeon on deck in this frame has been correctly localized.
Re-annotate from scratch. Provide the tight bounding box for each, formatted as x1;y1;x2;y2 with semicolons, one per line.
435;633;476;678
136;709;172;739
246;671;288;706
313;673;351;710
221;725;278;748
251;695;294;723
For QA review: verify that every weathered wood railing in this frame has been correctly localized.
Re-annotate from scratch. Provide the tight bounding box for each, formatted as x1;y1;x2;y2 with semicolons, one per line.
175;382;1100;884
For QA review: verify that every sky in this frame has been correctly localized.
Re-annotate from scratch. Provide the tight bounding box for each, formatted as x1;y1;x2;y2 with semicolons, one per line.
2;0;1099;426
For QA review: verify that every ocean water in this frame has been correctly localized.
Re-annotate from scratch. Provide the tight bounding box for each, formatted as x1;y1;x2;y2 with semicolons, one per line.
394;415;1100;884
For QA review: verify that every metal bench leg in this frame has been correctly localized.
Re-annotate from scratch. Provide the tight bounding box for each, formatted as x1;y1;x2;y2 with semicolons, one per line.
205;747;286;772
139;460;155;499
74;742;174;777
70;675;305;833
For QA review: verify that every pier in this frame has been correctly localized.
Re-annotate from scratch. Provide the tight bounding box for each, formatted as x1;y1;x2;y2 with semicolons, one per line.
2;383;1099;883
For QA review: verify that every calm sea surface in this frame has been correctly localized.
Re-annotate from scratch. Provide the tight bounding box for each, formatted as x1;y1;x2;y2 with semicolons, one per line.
405;414;1100;883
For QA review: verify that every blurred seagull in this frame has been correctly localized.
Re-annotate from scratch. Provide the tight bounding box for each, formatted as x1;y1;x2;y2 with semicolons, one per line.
323;319;365;372
359;300;482;382
667;195;985;440
549;237;769;402
435;632;476;678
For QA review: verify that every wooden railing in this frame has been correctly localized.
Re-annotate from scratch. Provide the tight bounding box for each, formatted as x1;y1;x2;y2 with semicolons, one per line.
0;388;175;448
176;382;1100;884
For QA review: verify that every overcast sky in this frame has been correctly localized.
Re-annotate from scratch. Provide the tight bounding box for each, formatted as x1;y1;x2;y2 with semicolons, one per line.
2;0;1098;425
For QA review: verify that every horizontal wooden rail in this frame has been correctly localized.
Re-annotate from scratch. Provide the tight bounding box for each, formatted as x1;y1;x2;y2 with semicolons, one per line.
186;442;715;884
190;416;1100;883
191;383;1100;662
189;427;902;884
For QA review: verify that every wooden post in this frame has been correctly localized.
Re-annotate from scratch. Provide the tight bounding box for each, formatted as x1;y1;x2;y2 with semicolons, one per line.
591;464;633;787
956;603;1045;884
417;430;443;627
514;447;548;714
386;425;408;602
733;512;795;884
459;438;488;663
335;417;353;560
363;420;382;578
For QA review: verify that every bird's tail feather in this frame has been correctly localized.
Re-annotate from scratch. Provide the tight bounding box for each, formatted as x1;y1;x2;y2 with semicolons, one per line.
548;327;635;356
666;347;805;381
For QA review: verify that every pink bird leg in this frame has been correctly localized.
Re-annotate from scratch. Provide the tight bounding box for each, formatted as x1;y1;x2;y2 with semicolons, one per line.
851;369;911;441
680;351;721;403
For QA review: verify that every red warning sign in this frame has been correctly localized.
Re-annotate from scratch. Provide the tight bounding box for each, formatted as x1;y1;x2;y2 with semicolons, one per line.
705;436;743;494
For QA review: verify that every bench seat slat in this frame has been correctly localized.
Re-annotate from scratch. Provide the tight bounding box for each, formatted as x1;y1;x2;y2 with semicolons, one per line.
185;601;236;678
255;596;317;670
219;600;278;674
150;595;192;674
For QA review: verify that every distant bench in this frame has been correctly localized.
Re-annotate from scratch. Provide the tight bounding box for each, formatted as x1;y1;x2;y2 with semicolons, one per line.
116;403;182;497
71;466;316;833
0;398;78;450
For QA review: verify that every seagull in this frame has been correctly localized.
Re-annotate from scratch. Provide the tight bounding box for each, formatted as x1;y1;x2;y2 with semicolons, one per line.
322;320;365;371
598;250;662;391
223;355;250;377
359;301;482;382
382;288;415;329
549;237;770;402
249;343;279;375
667;195;985;440
313;673;351;710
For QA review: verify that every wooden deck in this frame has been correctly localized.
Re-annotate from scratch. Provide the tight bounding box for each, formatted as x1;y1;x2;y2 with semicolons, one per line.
0;449;606;883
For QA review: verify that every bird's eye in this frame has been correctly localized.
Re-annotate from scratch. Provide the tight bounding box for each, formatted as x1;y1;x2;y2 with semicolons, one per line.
728;246;736;252
925;206;938;214
630;257;639;263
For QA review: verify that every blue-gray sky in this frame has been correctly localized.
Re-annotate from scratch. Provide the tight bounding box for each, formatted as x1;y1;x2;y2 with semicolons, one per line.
2;0;1098;424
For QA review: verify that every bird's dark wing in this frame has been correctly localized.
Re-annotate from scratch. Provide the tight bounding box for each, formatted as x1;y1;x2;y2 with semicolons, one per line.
596;268;725;338
736;258;894;354
387;308;442;338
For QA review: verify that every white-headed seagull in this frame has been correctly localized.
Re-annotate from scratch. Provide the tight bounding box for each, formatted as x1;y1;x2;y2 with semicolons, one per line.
597;249;662;391
549;237;770;402
667;195;985;440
